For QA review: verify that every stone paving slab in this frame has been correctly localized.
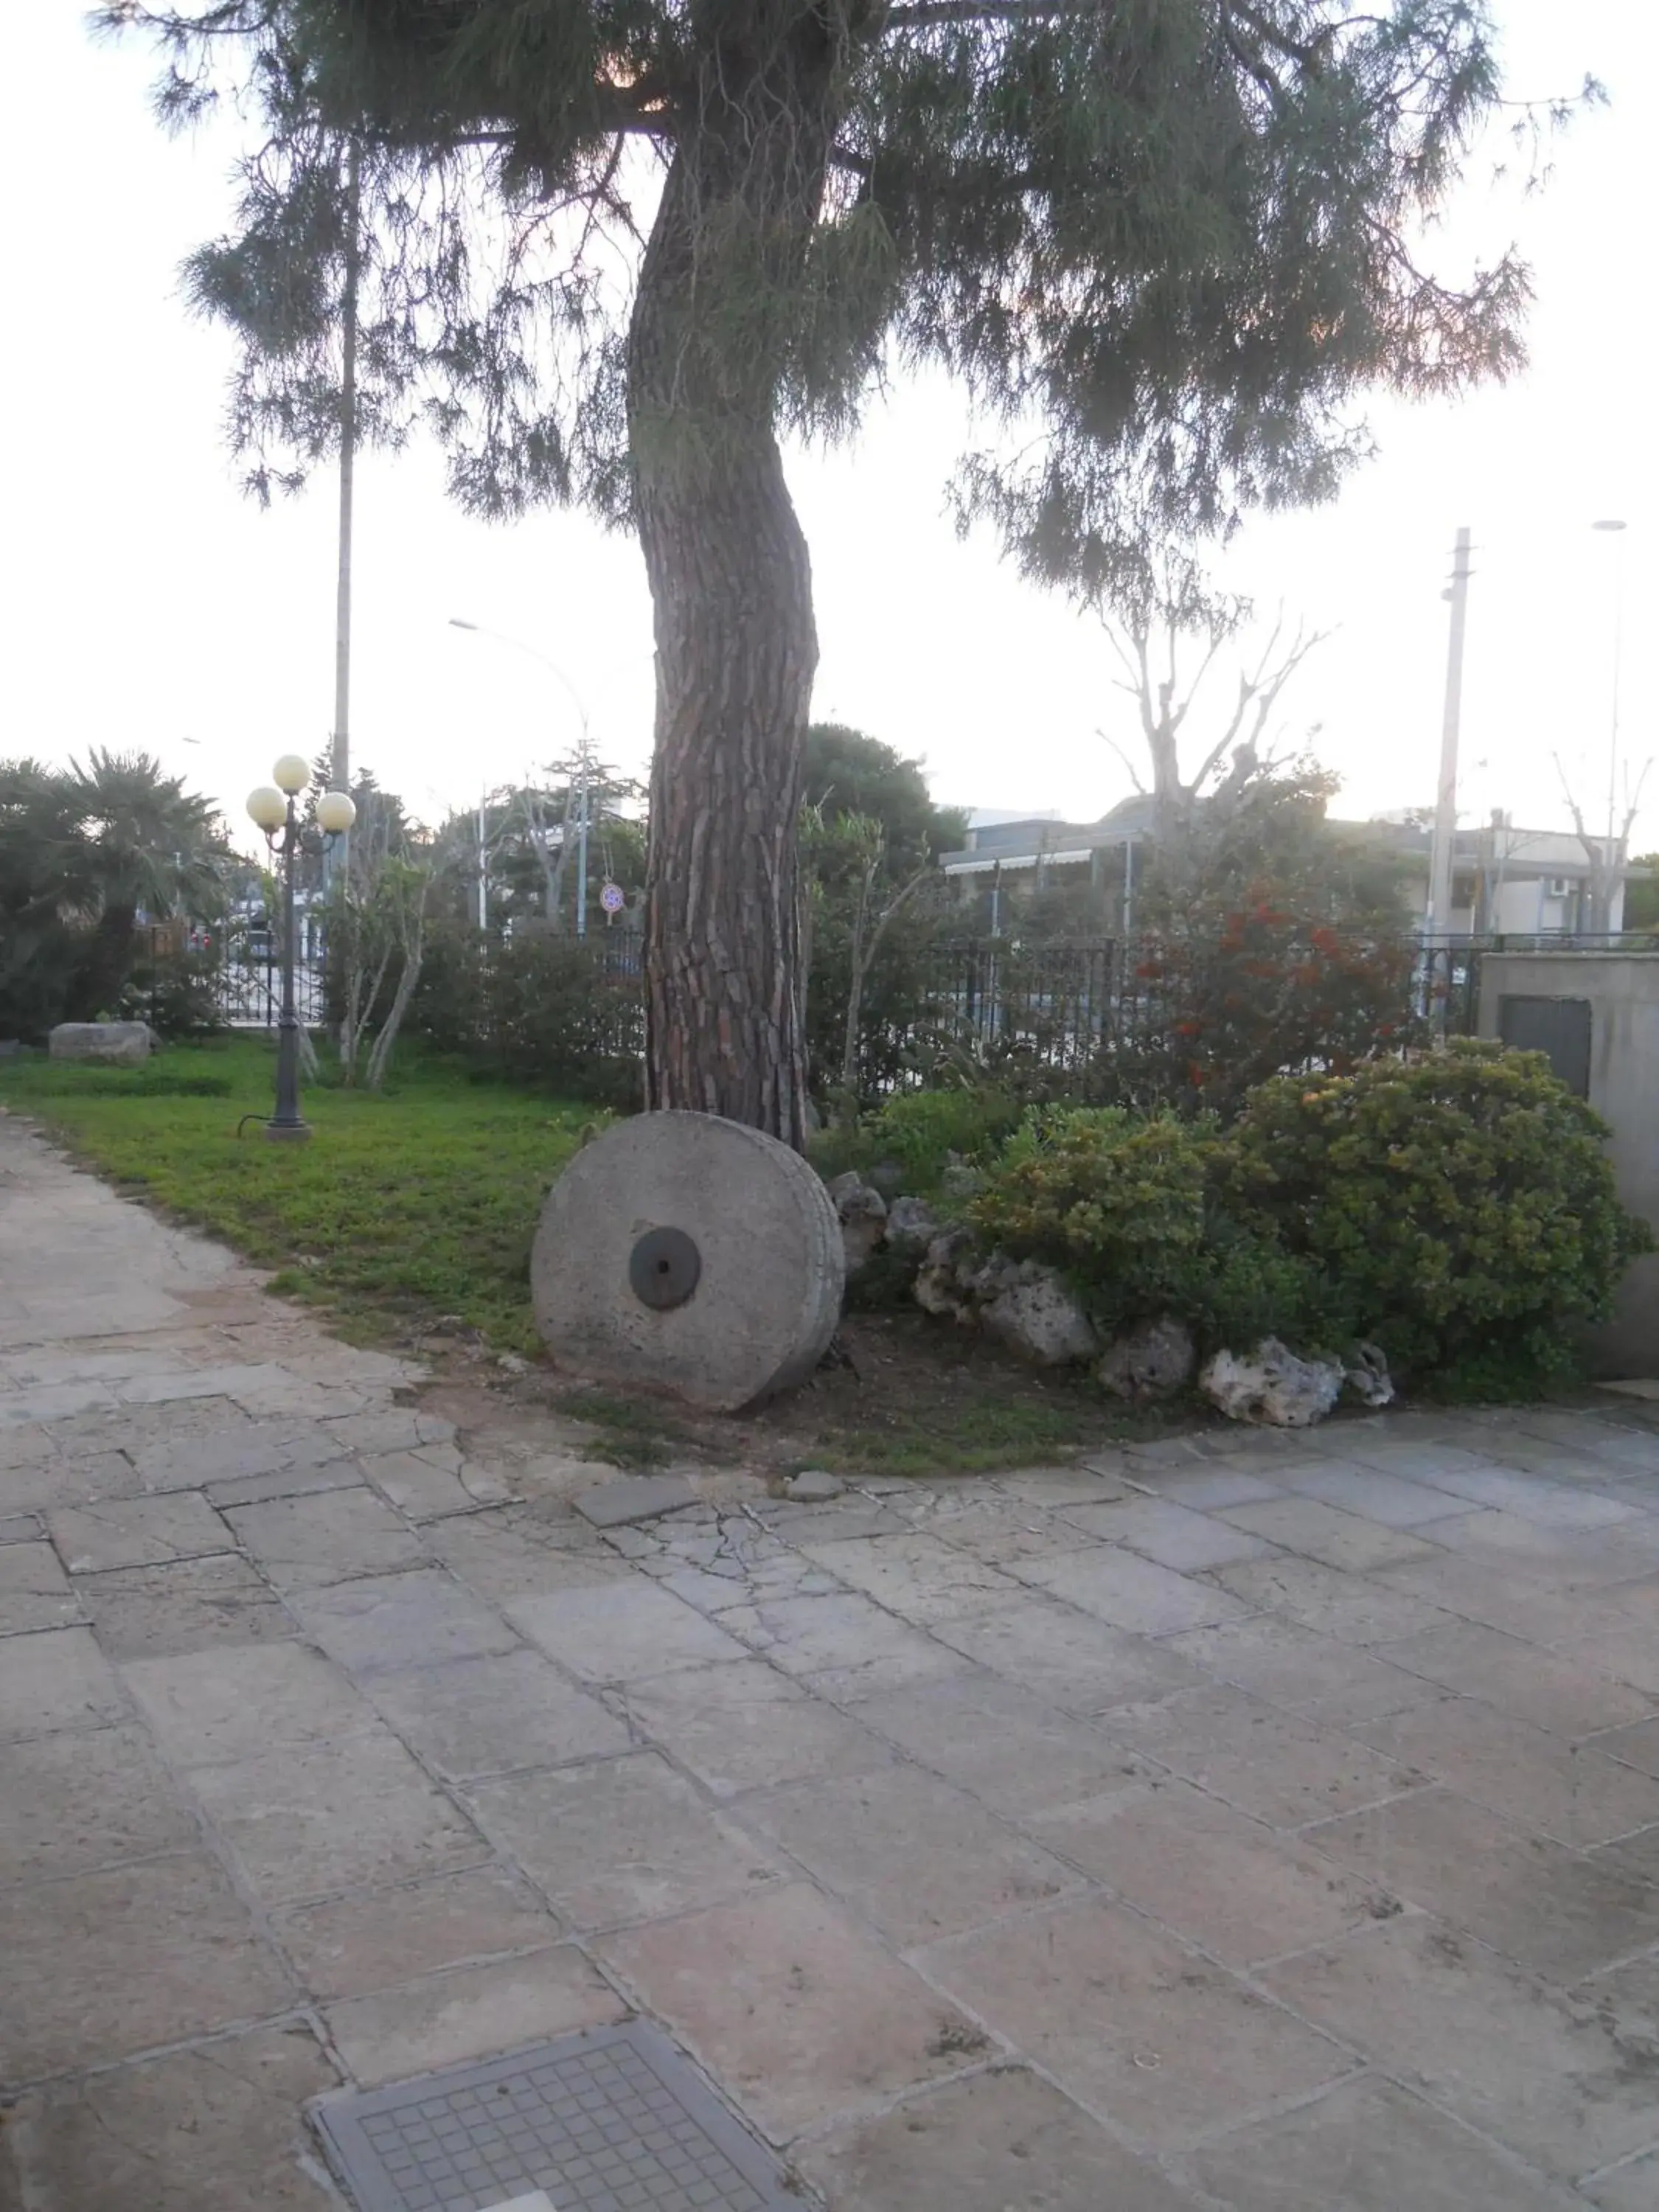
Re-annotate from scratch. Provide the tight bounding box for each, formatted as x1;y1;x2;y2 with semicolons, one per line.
6;1114;1659;2208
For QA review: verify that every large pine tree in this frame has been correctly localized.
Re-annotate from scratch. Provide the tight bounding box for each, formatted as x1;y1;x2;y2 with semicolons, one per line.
106;0;1551;1143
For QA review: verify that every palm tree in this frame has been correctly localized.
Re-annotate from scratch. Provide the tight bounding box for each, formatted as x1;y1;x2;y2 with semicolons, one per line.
54;751;228;1021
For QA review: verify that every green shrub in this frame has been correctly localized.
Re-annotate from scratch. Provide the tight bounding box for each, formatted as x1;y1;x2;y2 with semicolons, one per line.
969;1107;1214;1335
1223;1040;1652;1389
810;1082;1022;1197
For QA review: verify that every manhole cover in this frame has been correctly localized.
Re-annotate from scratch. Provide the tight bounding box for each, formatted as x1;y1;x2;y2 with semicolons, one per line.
310;2022;799;2212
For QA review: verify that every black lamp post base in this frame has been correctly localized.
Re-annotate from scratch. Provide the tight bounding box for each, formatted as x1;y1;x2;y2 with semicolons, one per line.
262;1119;313;1144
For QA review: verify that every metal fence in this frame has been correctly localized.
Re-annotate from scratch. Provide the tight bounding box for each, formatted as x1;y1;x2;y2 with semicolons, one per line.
906;933;1484;1068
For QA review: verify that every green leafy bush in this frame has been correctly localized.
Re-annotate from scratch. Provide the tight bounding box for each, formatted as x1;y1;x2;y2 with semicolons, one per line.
969;1107;1210;1332
810;1082;1022;1196
1223;1040;1652;1390
412;926;642;1107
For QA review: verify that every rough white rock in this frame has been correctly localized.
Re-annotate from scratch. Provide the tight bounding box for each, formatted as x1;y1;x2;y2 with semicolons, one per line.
914;1228;977;1320
48;1021;151;1066
827;1172;888;1270
983;1267;1099;1368
1345;1342;1395;1408
1200;1338;1343;1427
883;1194;941;1259
1096;1315;1197;1402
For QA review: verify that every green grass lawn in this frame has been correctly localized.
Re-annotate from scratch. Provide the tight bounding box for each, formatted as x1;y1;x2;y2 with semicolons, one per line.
0;1037;592;1352
0;1034;1172;1475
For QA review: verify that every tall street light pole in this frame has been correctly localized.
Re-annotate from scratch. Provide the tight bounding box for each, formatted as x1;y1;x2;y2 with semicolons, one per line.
246;759;355;1141
328;141;361;890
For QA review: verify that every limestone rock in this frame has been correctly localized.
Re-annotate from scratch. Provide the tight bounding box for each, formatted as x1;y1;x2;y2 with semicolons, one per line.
1200;1338;1343;1428
883;1194;941;1259
1345;1342;1395;1408
914;1229;977;1320
827;1172;888;1271
982;1267;1099;1368
48;1021;151;1067
1096;1315;1197;1402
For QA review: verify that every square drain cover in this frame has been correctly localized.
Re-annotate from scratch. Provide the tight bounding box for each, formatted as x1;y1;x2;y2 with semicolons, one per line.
310;2021;799;2212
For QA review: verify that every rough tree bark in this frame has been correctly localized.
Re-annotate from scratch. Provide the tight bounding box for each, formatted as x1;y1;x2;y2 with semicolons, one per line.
628;11;839;1152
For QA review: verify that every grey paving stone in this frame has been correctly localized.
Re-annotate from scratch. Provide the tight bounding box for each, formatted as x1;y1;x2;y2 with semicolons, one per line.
742;1761;1080;1944
76;1553;293;1660
361;1446;515;1520
289;1568;521;1676
1587;2151;1659;2211
1354;1695;1659;1848
571;1472;698;1527
852;1671;1144;1815
1218;1495;1439;1573
0;1623;129;1740
1012;1547;1247;1635
1183;2073;1582;2212
422;1506;628;1602
1262;1915;1659;2183
1304;1785;1659;1981
1122;1464;1285;1511
1591;1716;1659;1778
0;1513;43;1543
1211;1554;1454;1644
795;1531;1027;1624
48;1490;233;1572
929;1599;1205;1714
203;1455;364;1508
1034;1776;1407;1966
123;1641;376;1767
509;1579;749;1681
469;1751;782;1930
1281;1464;1477;1526
599;1883;988;2145
361;1646;632;1781
0;2022;341;2212
1162;1615;1441;1727
618;1660;894;1798
223;1486;425;1590
0;1539;81;1633
0;1849;293;2082
797;2067;1201;2212
919;1894;1354;2153
1057;1494;1276;1571
322;1947;627;2090
0;1724;199;1882
271;1864;560;2000
1375;1618;1656;1738
1107;1682;1420;1828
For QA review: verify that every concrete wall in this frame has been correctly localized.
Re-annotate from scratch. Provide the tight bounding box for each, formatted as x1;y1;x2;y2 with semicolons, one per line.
1478;953;1659;1376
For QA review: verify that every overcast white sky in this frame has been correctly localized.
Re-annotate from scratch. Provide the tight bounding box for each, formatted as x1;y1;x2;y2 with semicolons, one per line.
3;2;1655;855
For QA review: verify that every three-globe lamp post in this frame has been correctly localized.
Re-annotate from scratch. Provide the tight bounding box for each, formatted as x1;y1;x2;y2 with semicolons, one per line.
246;756;356;1142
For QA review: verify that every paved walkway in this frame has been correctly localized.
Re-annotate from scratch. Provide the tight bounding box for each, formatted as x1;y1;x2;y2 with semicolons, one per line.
3;1116;1659;2211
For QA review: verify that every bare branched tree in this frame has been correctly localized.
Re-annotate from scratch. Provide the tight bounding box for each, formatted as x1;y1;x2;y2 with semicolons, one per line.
1552;754;1653;935
1097;556;1329;844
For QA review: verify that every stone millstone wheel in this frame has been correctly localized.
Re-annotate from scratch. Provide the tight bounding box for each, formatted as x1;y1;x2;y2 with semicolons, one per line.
532;1110;846;1413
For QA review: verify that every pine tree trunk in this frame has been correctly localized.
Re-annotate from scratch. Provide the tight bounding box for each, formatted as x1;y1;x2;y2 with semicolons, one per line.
627;35;838;1152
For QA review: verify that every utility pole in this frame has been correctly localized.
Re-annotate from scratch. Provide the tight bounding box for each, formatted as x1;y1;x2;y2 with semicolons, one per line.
574;742;591;939
1425;527;1473;950
328;140;360;888
476;789;488;932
